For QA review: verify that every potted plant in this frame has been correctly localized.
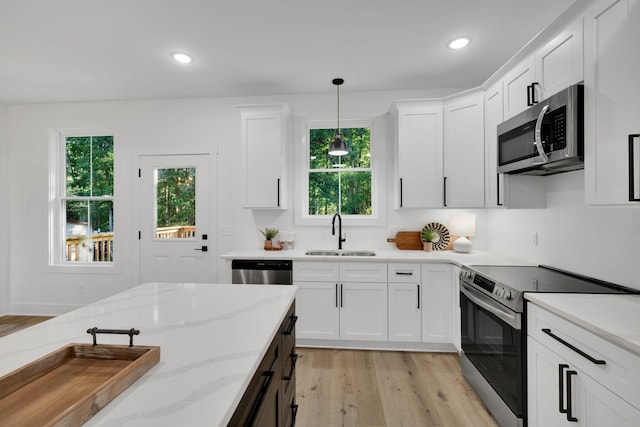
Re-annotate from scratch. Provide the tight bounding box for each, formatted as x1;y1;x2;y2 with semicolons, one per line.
421;228;437;252
260;227;279;249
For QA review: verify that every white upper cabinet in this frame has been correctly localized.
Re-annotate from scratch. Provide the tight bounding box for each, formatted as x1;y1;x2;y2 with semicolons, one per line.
391;100;444;208
237;104;289;209
584;0;640;205
443;91;485;208
503;19;584;121
484;81;504;208
503;55;537;120
535;19;584;99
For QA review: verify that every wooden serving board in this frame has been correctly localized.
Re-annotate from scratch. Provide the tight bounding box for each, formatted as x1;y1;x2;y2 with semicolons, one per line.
0;343;160;427
387;231;423;250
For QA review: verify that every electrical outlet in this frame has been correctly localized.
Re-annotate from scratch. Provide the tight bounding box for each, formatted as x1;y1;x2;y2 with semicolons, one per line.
531;232;538;247
219;225;233;236
78;283;86;294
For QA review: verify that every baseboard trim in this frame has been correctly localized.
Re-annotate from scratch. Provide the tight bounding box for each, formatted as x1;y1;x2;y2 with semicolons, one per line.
296;338;458;353
7;303;81;316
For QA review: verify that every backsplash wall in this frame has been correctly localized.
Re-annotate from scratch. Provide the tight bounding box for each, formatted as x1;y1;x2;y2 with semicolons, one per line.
488;170;640;290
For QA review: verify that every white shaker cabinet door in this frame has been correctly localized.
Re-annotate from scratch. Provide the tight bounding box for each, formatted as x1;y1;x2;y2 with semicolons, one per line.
584;0;640;205
443;91;485;208
295;281;340;340
421;264;454;344
339;282;388;341
392;101;444;208
388;282;421;342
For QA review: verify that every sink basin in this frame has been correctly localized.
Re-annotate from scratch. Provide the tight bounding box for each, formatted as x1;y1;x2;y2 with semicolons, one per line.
305;250;340;256
304;250;376;257
341;250;376;256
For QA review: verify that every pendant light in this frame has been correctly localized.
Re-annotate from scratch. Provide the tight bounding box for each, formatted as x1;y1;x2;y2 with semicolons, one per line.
329;78;348;156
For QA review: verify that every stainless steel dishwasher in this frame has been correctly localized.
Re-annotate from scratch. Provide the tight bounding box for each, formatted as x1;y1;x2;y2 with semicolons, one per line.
231;260;293;285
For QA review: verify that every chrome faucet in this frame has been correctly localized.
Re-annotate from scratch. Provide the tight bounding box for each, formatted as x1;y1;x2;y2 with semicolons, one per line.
331;213;346;250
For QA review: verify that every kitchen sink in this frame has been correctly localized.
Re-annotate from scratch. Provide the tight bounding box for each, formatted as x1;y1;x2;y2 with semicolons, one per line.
305;250;340;256
341;250;376;256
304;250;376;257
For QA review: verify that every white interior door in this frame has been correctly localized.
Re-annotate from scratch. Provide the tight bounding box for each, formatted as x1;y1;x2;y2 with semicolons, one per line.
139;154;212;283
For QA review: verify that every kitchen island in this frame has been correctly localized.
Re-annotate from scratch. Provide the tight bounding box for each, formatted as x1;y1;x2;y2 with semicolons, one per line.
0;282;296;426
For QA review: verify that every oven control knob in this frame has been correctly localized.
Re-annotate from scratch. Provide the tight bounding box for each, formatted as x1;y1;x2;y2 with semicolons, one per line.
495;288;503;297
504;290;512;300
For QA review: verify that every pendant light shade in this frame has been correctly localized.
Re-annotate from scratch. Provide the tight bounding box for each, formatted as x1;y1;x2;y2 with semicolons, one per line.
329;78;348;156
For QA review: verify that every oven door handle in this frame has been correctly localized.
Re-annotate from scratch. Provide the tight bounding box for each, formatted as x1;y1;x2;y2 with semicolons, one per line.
460;282;521;330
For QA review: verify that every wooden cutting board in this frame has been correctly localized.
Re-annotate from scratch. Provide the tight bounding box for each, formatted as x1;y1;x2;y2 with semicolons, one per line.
387;231;423;250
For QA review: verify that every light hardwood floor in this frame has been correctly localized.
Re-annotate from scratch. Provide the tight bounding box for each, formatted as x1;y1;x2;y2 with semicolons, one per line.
0;315;52;338
295;348;498;427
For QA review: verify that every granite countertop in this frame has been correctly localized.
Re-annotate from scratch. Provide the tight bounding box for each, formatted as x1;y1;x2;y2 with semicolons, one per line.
221;248;531;267
525;293;640;356
0;283;296;426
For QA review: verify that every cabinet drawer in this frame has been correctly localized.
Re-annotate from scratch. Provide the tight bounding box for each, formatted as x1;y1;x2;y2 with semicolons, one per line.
293;261;339;282
339;262;387;283
388;263;421;282
528;303;640;409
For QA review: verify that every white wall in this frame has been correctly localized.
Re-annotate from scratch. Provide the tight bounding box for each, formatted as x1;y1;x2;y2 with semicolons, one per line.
6;88;486;314
488;170;640;290
0;104;9;314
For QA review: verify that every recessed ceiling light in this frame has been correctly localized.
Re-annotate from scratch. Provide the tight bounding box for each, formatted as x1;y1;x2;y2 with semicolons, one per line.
171;52;194;64
448;37;471;50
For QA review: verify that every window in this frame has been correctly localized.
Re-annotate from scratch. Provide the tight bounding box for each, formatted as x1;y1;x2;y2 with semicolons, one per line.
307;127;372;216
50;131;114;265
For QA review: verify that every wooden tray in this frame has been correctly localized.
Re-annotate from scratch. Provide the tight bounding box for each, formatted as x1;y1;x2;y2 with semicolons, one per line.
0;343;160;427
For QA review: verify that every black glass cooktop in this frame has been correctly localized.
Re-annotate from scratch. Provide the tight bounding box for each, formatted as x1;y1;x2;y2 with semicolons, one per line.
469;265;636;294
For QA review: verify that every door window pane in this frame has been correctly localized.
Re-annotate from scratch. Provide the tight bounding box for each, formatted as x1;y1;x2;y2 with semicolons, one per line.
155;167;196;239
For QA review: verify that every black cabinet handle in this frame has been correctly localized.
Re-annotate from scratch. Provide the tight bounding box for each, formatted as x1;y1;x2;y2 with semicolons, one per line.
443;176;448;207
283;315;297;336
283;353;299;381
335;284;338;308
292;403;299;425
417;284;420;309
566;370;578;422
496;174;503;206
340;284;343;308
527;82;540;106
629;134;640;202
246;369;275;425
558;364;569;414
400;178;403;207
542;328;606;365
395;271;413;276
277;178;281;207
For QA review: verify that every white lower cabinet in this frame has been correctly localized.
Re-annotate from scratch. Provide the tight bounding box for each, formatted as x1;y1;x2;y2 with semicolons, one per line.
296;261;456;349
527;303;640;426
294;261;387;342
421;264;455;344
388;264;422;342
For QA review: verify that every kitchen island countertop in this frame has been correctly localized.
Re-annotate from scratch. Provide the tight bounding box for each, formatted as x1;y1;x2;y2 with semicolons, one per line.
0;282;296;426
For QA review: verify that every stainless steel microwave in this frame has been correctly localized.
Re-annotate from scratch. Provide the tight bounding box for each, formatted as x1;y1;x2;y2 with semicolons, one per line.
497;84;583;175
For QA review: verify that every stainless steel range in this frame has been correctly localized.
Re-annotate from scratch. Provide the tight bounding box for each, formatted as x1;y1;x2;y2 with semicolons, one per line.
458;265;636;427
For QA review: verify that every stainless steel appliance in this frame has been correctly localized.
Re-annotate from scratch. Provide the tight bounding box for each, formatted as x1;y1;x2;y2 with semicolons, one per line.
231;260;292;285
497;84;583;175
459;265;636;426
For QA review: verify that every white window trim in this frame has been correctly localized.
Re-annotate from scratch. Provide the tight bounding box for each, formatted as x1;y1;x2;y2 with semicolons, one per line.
294;117;386;226
48;128;121;273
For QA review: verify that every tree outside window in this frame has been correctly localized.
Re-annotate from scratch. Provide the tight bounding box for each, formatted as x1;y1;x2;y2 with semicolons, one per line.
308;127;372;216
63;135;114;262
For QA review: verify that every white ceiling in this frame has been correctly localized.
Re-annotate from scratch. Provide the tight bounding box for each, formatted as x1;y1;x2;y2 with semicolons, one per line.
0;0;577;104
